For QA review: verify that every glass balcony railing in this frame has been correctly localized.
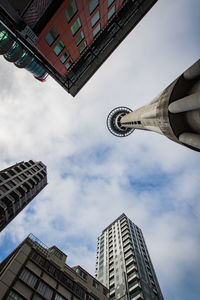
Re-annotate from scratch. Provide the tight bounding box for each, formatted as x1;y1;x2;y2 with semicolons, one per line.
126;263;137;272
127;271;138;280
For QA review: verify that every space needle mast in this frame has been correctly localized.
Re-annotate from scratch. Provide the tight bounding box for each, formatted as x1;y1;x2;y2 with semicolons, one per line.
107;59;200;151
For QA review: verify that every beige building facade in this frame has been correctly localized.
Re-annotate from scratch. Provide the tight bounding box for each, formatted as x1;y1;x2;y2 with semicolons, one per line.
0;234;109;300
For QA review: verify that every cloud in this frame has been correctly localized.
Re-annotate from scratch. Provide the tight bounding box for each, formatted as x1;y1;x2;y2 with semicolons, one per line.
0;1;200;299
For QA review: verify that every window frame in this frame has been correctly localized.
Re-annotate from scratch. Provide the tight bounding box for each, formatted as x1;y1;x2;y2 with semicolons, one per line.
93;23;101;38
89;0;99;15
53;40;65;56
108;0;115;8
91;10;100;27
65;58;74;70
75;31;85;46
65;0;78;23
60;50;70;63
71;17;82;36
45;26;59;46
108;5;116;20
79;41;87;54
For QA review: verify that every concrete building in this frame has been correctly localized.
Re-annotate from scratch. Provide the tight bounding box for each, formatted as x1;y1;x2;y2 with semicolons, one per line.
0;160;47;232
107;59;200;151
0;234;109;300
95;214;163;300
0;0;158;96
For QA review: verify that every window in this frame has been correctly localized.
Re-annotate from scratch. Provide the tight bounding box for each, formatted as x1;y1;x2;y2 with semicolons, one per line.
54;40;65;56
65;58;73;70
76;267;88;280
37;281;53;299
79;41;87;54
108;0;115;7
93;279;99;289
71;17;81;35
45;27;59;46
108;5;115;20
91;11;100;27
7;290;24;300
65;0;77;22
103;288;108;296
75;31;84;45
93;24;100;37
55;294;67;300
89;0;99;14
20;268;38;288
60;51;70;63
88;295;96;300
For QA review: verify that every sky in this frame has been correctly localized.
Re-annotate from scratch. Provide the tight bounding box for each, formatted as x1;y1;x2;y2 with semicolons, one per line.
0;0;200;299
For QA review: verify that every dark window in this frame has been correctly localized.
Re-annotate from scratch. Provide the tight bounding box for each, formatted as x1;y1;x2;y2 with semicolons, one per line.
75;31;85;45
71;17;81;35
54;41;65;56
37;281;53;299
91;11;100;27
65;58;73;70
65;0;77;22
45;27;59;46
79;41;87;54
103;288;108;296
88;295;96;300
89;0;99;14
93;279;99;289
93;23;100;37
108;5;115;20
76;267;88;280
55;293;67;300
60;51;70;63
20;268;38;288
7;290;24;300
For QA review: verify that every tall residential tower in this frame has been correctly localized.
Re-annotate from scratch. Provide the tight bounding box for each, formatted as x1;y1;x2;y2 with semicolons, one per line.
95;214;163;299
107;59;200;151
0;160;47;232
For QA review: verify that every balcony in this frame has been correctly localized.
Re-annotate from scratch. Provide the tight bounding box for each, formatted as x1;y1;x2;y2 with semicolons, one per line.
122;229;129;237
123;243;132;252
123;238;131;248
125;256;135;266
127;272;139;283
124;249;133;259
121;224;128;232
126;264;137;274
128;281;141;293
110;285;115;296
130;291;144;300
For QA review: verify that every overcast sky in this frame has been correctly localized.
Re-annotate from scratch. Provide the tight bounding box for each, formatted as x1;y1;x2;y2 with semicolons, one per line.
0;0;200;299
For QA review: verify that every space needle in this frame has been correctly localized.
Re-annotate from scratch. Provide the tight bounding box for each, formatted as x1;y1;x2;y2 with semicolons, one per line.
107;59;200;151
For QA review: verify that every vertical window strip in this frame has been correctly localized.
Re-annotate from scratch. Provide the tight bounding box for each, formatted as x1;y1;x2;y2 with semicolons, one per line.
20;268;38;288
37;281;53;300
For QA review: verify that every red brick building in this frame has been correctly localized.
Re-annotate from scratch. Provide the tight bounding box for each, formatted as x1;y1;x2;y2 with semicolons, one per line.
1;0;158;96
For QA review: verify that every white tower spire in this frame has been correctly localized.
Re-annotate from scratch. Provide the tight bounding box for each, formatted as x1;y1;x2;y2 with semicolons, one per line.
107;59;200;151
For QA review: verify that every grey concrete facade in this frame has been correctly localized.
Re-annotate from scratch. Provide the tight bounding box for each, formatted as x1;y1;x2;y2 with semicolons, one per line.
107;59;200;151
95;214;163;300
0;234;109;300
0;160;47;232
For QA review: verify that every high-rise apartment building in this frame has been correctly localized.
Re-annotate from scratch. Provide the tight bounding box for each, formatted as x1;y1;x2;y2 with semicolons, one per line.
0;0;158;96
0;233;109;300
95;214;163;299
107;59;200;151
0;160;47;232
